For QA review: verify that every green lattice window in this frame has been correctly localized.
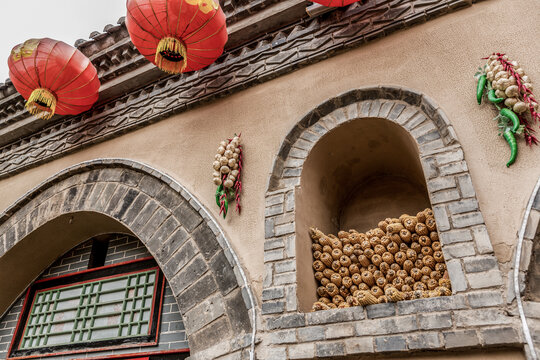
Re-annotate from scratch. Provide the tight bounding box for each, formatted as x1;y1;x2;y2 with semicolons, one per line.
9;259;164;359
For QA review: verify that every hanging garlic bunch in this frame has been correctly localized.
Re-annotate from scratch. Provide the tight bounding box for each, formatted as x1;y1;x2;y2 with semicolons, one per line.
213;135;243;218
485;55;533;114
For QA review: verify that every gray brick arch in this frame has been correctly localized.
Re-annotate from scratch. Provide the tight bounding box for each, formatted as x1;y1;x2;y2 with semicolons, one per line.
0;159;253;359
260;87;522;358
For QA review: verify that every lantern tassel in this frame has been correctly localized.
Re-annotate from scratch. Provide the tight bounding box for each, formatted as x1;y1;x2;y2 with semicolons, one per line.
26;88;57;120
155;37;187;74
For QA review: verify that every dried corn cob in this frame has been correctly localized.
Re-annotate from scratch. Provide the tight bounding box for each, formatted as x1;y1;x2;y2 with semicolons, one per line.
338;267;350;278
433;251;445;263
340;255;352;267
315;271;324;281
423;255;436;269
406;249;417;262
392;277;404;290
331;273;342;286
416;211;427;223
382;252;394;264
379;262;390;274
415;223;428;236
419;235;432;247
364;249;375;259
313;260;325;272
411;267;422;281
425;217;437;232
349;264;360;274
312;301;330;311
333;295;345;305
356;290;379;306
390;263;401;272
378;220;388;232
403;217;418;232
326;283;339;297
399;229;412;243
374;244;386;255
361;271;375;287
378;295;389;303
430;271;442;281
312;243;323;252
321;278;330;286
413;282;426;291
331;260;341;271
317;286;327;297
385;286;405;302
387;223;404;234
351;273;362;285
323;269;334;278
319;297;331;304
376;276;387;288
371;286;384;298
371;254;383;267
395;251;407;266
358;255;370;267
403;260;414;273
387;242;399;254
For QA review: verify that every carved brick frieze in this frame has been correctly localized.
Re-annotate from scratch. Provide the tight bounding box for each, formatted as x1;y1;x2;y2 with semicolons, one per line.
0;0;474;179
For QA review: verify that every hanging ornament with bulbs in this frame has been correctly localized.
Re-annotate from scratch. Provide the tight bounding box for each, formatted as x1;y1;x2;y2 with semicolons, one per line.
475;53;539;167
213;135;243;218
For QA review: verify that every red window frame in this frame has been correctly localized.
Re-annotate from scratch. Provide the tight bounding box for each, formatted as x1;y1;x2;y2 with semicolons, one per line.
7;257;166;360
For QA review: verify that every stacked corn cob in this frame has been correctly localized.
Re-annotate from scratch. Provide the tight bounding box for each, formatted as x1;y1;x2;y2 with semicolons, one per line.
310;208;452;311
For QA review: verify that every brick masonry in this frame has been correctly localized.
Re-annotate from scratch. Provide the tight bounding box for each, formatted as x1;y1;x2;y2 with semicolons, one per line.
261;87;524;359
0;160;254;360
0;235;189;360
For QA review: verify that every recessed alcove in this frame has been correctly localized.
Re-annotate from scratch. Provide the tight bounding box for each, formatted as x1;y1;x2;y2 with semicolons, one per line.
295;117;431;311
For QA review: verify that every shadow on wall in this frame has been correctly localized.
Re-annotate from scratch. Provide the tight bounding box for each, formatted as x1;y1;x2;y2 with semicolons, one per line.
295;117;431;311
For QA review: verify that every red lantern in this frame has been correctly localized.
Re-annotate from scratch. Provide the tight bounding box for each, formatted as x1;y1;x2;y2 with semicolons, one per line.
311;0;360;6
7;38;100;120
126;0;228;74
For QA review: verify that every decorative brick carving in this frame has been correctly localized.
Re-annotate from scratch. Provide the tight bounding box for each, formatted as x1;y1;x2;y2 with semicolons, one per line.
0;159;253;359
261;87;520;359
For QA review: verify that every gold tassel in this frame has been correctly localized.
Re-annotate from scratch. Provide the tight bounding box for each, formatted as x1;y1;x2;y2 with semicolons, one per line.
155;37;188;74
26;88;56;119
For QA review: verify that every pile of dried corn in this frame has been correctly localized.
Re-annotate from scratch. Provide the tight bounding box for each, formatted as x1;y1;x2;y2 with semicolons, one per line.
310;208;451;311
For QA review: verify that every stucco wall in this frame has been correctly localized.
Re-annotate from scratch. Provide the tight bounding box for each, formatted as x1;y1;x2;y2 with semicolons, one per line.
0;0;538;308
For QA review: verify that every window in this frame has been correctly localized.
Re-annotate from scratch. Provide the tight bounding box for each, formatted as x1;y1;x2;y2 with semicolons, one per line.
8;258;165;359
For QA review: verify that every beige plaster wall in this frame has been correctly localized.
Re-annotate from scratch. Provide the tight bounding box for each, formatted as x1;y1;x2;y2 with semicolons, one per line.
0;0;538;309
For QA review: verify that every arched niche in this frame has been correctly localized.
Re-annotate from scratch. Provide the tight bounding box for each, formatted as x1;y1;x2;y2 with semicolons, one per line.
296;118;432;309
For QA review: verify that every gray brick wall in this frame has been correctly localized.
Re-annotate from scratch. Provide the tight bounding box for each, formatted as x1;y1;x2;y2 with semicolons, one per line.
0;235;189;359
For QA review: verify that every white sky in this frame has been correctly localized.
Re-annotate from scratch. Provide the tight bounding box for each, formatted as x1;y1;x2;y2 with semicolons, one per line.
0;0;126;83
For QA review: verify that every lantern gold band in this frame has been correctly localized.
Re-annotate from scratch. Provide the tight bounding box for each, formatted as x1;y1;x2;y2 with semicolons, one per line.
155;37;187;74
26;88;57;120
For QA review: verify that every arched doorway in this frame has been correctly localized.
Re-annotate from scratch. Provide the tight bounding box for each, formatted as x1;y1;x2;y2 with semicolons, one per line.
0;159;254;359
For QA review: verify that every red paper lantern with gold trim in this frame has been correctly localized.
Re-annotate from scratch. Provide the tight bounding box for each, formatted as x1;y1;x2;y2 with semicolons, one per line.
311;0;359;6
7;38;100;120
126;0;228;74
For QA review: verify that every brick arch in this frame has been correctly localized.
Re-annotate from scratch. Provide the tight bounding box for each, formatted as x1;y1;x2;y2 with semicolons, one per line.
260;87;519;359
0;159;253;359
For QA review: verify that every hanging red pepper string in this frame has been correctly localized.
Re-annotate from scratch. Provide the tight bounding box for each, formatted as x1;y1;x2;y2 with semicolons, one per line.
234;144;243;213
